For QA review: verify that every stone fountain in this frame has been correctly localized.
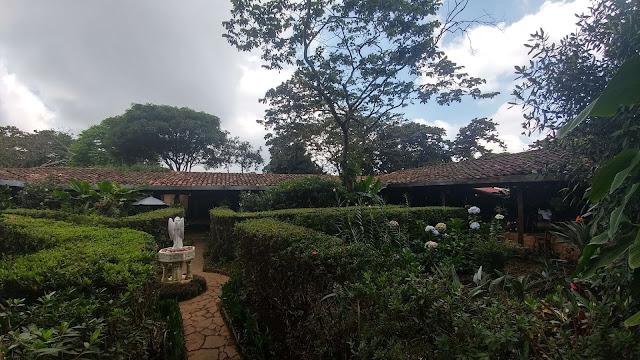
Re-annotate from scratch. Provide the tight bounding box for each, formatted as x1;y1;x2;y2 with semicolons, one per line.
158;217;195;283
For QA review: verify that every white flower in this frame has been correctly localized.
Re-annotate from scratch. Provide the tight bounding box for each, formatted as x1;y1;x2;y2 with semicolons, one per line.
470;221;480;230
468;206;481;214
432;229;440;236
425;225;435;233
425;241;439;249
388;220;399;227
435;222;447;232
494;214;505;220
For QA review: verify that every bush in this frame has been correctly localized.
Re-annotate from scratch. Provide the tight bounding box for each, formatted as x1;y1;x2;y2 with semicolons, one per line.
239;177;346;212
208;205;466;262
225;218;538;359
14;179;60;209
0;215;155;298
229;218;379;357
0;215;166;358
2;207;184;248
158;299;187;360
159;274;207;301
239;191;273;212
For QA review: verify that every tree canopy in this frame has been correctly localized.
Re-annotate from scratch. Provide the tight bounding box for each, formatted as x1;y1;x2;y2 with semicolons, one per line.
224;0;495;185
69;103;262;172
103;104;227;171
0;126;73;167
450;118;506;161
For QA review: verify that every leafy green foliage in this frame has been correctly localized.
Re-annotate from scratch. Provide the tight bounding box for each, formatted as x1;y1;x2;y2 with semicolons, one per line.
559;56;640;137
2;207;184;248
223;213;640;358
552;55;640;326
14;179;60;210
240;176;345;212
0;186;13;210
450;117;506;160
159;275;207;302
225;0;494;184
0;216;155;298
0;214;165;358
157;299;187;360
69;121;115;166
0;126;73;167
208;205;466;263
263;138;323;174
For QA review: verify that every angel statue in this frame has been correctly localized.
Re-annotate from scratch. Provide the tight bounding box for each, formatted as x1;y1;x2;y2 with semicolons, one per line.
168;217;185;249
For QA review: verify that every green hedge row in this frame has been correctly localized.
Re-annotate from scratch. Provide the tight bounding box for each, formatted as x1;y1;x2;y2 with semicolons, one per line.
0;215;156;298
232;218;378;357
0;214;168;358
2;207;184;248
209;205;466;262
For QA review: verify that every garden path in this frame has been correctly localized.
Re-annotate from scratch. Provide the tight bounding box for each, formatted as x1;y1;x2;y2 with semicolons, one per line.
179;231;240;360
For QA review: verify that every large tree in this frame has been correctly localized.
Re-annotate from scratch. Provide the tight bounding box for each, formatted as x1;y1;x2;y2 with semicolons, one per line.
233;140;264;173
224;0;495;185
103;104;228;171
512;0;639;135
264;135;323;174
69;121;116;167
450;117;505;160
375;122;451;172
0;126;73;167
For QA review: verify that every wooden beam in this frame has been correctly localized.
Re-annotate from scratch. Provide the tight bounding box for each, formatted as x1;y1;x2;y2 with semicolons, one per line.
516;187;525;245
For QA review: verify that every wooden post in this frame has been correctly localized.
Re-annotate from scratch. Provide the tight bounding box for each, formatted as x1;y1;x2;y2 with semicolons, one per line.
440;191;446;207
516;187;525;245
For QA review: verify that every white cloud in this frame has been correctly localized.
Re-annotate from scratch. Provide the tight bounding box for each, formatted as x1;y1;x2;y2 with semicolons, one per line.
485;102;533;153
440;0;590;90
0;61;56;131
413;118;457;140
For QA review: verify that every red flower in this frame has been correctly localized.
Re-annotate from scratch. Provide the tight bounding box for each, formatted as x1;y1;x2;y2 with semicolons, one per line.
569;282;579;291
575;215;584;223
311;250;318;257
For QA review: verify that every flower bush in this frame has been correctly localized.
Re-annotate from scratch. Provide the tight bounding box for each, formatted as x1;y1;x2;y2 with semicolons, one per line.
221;207;639;359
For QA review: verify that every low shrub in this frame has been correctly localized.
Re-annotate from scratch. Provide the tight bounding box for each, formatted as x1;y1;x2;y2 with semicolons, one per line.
159;274;208;301
208;205;466;262
0;215;155;298
239;176;346;212
0;288;165;359
226;217;640;359
0;215;167;358
2;207;184;248
230;218;379;357
158;299;187;360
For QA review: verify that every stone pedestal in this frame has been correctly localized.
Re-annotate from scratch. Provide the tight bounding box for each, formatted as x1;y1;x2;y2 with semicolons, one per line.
158;246;195;283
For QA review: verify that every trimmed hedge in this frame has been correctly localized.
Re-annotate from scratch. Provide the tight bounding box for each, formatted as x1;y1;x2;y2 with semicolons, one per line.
159;274;208;301
0;215;156;298
209;205;466;262
232;218;378;357
0;215;170;358
2;207;184;248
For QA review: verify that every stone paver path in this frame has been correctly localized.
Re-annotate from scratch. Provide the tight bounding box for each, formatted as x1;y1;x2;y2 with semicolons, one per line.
180;232;240;360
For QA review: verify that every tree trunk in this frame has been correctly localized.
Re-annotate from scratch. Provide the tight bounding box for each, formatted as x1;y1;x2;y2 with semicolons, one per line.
340;125;353;190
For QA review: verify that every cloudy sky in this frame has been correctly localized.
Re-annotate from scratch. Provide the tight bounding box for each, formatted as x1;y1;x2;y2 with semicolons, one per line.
0;0;590;167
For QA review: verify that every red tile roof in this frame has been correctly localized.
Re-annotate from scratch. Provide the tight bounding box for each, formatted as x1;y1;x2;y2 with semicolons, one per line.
0;167;328;190
379;149;567;187
0;150;568;190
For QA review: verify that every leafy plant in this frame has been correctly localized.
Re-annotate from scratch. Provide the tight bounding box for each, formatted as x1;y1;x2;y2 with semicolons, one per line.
0;185;13;210
557;56;640;326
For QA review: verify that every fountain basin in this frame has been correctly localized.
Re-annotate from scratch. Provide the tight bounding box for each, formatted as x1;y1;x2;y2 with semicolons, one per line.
158;246;195;283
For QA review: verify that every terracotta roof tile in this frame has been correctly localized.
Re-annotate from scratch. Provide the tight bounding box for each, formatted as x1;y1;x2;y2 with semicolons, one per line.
0;167;329;189
379;149;567;186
